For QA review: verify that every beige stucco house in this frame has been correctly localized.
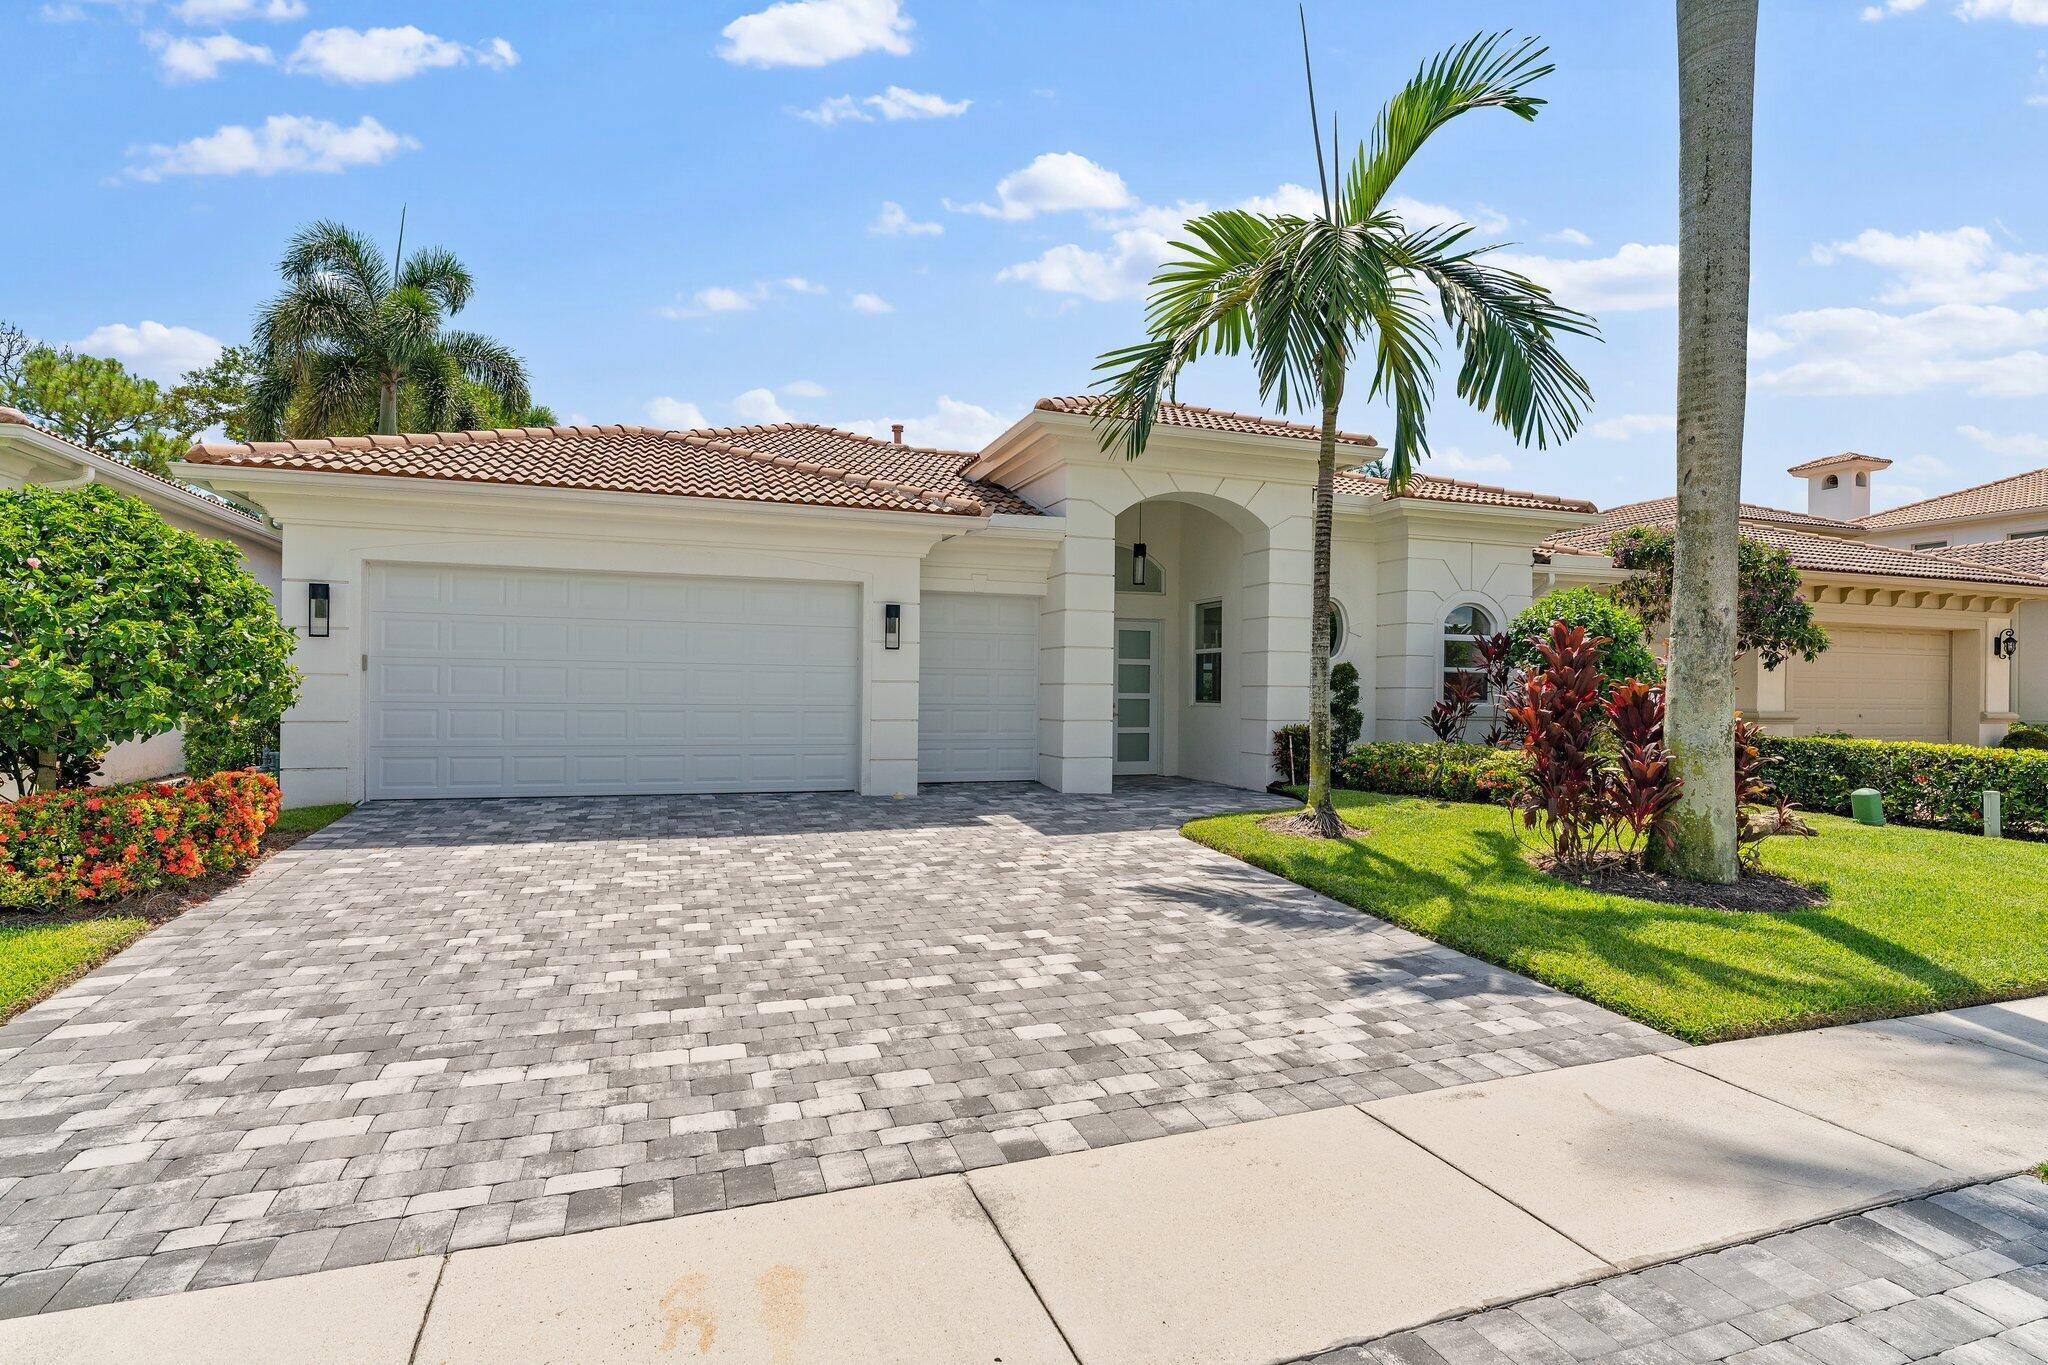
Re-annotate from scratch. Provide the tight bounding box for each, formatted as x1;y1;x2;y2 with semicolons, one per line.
172;404;2047;808
1;406;283;788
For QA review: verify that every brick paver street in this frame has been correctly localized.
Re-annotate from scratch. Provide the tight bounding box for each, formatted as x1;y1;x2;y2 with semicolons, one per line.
1306;1175;2048;1365
0;779;1669;1317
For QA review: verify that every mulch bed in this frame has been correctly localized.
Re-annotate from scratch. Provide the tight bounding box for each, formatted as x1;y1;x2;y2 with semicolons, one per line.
0;826;317;932
1531;852;1830;912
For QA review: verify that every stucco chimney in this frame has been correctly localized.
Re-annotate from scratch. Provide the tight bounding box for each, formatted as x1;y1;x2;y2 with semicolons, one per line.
890;423;905;445
1787;452;1891;520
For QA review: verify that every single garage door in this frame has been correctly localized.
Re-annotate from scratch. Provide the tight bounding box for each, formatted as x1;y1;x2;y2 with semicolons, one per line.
1793;625;1951;741
366;565;859;798
918;592;1039;782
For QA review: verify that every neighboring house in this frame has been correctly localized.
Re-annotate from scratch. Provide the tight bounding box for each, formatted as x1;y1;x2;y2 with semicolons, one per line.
1;405;284;787
1544;452;2048;745
173;406;2045;807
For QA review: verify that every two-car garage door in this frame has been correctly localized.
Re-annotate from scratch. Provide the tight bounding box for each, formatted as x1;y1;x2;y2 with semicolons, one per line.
366;565;859;798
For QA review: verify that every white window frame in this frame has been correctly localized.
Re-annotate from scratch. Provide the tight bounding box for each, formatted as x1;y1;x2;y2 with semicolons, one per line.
1442;602;1497;701
1327;600;1348;659
1193;599;1224;705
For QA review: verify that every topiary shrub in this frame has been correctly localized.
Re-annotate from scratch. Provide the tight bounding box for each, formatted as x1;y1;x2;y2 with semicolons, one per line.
1507;588;1660;694
0;770;281;908
1330;661;1364;754
2000;722;2048;751
1757;734;2048;836
1;484;299;794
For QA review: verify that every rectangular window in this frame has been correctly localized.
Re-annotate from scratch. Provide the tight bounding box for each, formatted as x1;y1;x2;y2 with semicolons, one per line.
2009;530;2048;541
1912;540;1949;551
1193;600;1223;704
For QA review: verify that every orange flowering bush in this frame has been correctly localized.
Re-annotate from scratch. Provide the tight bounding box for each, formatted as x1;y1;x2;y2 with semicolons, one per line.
0;770;280;909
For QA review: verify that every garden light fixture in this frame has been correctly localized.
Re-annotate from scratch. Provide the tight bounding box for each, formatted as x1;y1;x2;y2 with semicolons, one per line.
884;602;901;650
307;582;330;638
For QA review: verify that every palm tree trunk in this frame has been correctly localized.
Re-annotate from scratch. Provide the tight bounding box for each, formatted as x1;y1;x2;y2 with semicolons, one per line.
1662;0;1756;884
378;375;400;436
1305;371;1344;839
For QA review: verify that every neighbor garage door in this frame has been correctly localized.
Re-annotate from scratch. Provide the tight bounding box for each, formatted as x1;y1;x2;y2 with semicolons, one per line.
918;592;1039;782
366;565;859;798
1793;625;1951;741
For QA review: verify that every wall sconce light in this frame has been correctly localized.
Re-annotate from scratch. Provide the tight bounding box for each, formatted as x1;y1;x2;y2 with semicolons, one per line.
1130;541;1149;588
883;602;901;650
307;582;331;638
1993;626;2018;660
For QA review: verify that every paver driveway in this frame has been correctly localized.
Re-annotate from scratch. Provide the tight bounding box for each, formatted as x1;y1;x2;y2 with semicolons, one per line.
0;780;1672;1317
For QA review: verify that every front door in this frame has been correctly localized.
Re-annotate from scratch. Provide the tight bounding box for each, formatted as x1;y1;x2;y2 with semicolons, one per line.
1114;621;1159;775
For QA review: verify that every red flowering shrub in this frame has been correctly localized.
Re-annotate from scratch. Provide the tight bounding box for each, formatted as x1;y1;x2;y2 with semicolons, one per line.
0;770;280;909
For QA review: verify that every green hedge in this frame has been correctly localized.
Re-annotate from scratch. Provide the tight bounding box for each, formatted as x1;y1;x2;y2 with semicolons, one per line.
1758;735;2048;834
1332;742;1529;805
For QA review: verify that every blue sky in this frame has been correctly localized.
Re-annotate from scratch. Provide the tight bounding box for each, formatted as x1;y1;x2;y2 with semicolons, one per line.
8;0;2047;513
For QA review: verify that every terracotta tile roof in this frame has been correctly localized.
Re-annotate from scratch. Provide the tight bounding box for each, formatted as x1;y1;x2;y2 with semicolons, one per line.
1;405;269;527
1034;396;1380;448
1930;536;2048;575
1581;495;1858;534
1855;468;2048;530
1547;501;2048;589
695;422;1041;516
1333;469;1596;515
1786;451;1892;475
183;423;1036;519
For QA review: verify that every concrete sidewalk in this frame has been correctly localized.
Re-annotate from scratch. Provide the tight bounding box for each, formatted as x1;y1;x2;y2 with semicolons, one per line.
5;996;2044;1365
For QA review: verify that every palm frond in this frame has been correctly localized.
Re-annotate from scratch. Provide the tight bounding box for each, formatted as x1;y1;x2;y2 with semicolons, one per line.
1363;278;1443;488
243;364;298;443
398;246;475;316
252;275;372;368
377;285;445;369
1343;32;1554;223
438;330;530;410
278;219;389;300
290;351;379;438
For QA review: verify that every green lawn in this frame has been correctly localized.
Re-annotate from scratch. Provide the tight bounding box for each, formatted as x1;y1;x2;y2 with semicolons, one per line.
0;917;149;1020
273;802;357;836
1184;791;2048;1043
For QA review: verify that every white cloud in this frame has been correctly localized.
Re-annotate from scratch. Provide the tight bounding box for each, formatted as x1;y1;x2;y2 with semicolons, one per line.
147;30;272;81
781;379;828;398
1955;0;2048;22
1588;413;1676;441
1546;227;1594;247
732;387;794;423
1860;0;1927;19
1491;242;1679;312
1957;424;2048;459
1751;302;2048;396
1236;182;1325;218
849;292;894;314
1385;195;1511;236
844;396;1007;451
169;0;304;20
951;152;1133;221
1812;225;2048;305
286;27;517;84
781;276;827;294
997;228;1168;302
645;397;709;429
657;279;828;319
797;85;969;125
719;0;911;67
124;115;417;181
69;321;223;384
1431;448;1514;474
871;201;942;237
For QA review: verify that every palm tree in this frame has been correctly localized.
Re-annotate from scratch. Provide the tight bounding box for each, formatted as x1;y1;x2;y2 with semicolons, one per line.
1661;0;1758;884
249;220;531;440
1093;28;1597;838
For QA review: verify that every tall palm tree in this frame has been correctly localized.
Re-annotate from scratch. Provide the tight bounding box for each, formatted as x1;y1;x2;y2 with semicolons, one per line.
1093;28;1597;838
249;220;531;440
1661;0;1758;884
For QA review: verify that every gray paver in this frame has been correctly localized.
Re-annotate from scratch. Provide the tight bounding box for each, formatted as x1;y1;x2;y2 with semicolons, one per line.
0;780;1669;1316
1300;1177;2048;1365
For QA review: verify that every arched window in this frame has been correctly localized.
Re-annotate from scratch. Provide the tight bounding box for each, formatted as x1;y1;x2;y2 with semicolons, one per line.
1822;474;1840;490
1115;544;1164;593
1327;601;1348;658
1443;604;1495;699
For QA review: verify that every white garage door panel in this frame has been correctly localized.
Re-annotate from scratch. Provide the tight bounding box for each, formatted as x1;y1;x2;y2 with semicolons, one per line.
1794;626;1951;741
919;592;1040;782
367;566;859;798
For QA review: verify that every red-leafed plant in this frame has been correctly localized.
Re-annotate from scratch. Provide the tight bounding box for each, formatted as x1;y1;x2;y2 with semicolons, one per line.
1603;678;1683;864
1425;672;1485;742
1734;715;1813;861
1476;632;1522;747
1507;622;1612;868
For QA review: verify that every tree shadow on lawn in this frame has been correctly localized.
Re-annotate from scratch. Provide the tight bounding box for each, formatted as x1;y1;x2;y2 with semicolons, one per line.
1192;804;1989;1039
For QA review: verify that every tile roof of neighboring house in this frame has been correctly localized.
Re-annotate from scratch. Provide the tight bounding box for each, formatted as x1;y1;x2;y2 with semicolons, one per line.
1786;451;1892;475
1034;395;1381;448
0;405;270;527
1855;468;2048;530
1334;469;1597;514
1547;500;2048;588
1930;536;2048;575
183;423;1039;518
1578;495;1860;534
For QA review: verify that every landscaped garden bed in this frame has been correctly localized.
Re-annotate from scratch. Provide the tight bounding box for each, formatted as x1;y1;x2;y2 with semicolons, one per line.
1185;790;2048;1044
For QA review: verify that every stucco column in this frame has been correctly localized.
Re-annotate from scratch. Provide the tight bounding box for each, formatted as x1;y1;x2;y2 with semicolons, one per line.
1235;513;1312;790
278;528;358;807
863;557;922;797
1038;501;1114;793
